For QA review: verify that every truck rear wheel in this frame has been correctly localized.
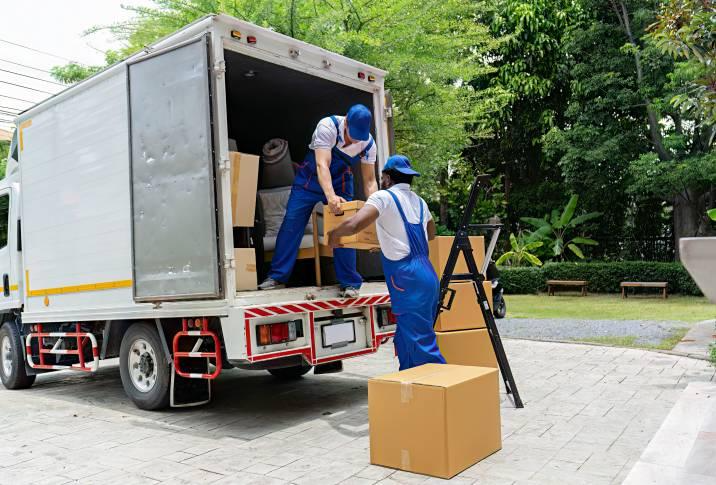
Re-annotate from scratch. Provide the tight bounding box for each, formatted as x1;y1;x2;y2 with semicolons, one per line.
120;323;170;410
0;323;36;390
268;363;312;379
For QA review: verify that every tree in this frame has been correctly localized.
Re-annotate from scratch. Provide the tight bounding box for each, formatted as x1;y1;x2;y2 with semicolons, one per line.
0;139;9;179
59;0;502;230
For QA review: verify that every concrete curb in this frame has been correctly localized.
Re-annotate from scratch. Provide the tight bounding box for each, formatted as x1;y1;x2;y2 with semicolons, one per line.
502;336;713;362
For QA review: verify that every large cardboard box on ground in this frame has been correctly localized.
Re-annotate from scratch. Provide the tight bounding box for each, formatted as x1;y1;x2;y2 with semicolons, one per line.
437;329;497;368
230;151;260;227
435;281;493;332
323;200;379;249
429;236;485;276
234;248;257;291
369;364;501;478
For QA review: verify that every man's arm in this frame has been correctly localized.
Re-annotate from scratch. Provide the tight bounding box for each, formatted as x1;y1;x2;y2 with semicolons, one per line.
427;219;437;241
361;163;378;197
315;148;345;214
328;205;380;248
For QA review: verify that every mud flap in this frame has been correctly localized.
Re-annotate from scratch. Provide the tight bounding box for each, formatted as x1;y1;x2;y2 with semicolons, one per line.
170;358;211;407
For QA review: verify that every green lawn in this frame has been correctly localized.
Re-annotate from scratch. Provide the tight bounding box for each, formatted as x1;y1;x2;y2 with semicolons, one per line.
504;294;715;323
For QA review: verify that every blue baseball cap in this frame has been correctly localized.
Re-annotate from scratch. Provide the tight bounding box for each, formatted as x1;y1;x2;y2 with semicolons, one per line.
383;154;420;176
346;104;372;141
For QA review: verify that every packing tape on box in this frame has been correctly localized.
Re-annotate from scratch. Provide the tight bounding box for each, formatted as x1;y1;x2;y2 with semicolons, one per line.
401;449;411;469
400;382;413;403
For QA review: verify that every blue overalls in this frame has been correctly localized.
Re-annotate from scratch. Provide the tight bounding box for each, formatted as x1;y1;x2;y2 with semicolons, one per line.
382;190;446;370
268;116;373;289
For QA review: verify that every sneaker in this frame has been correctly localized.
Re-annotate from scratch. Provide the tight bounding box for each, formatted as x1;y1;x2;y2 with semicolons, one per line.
258;278;285;291
340;286;360;298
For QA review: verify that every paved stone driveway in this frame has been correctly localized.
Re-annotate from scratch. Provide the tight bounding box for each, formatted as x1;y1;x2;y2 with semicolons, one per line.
0;340;714;485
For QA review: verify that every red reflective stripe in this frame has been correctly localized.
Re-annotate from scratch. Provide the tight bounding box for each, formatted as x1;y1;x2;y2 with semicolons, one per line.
251;348;311;362
265;306;290;315
313;301;332;310
250;308;273;317
245;319;252;359
283;304;306;313
301;303;322;312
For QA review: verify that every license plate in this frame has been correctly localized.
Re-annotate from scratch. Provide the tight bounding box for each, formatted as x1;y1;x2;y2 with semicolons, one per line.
321;321;356;348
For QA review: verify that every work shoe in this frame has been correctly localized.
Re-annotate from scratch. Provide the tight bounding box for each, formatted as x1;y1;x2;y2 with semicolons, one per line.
340;286;360;298
258;278;285;291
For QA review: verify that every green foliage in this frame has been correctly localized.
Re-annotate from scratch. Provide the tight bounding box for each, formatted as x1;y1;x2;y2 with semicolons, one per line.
0;140;9;179
496;233;543;267
648;0;716;124
708;208;716;221
501;261;702;295
629;152;716;200
521;195;600;260
499;267;545;294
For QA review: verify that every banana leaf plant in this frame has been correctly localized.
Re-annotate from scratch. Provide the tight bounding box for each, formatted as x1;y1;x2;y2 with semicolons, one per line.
521;195;601;261
708;208;716;221
495;233;544;267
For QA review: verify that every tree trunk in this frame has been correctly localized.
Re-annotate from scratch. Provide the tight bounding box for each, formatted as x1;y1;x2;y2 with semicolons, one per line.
673;188;715;260
611;0;671;161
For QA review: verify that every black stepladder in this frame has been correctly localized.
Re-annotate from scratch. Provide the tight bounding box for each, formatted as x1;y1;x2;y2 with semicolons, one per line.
435;174;524;408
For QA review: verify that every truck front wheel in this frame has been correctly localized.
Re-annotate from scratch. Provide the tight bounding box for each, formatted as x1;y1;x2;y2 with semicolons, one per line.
0;323;36;390
120;323;170;410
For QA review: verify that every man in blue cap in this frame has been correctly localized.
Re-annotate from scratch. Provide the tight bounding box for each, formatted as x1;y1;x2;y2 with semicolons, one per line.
327;155;446;370
259;104;378;297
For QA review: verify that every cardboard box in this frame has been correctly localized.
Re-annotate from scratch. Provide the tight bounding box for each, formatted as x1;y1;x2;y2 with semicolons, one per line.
437;329;497;368
369;364;501;478
230;152;260;227
435;281;493;332
323;200;379;250
429;236;485;276
234;248;257;291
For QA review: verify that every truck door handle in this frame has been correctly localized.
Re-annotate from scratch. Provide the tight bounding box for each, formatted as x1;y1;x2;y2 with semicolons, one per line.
3;274;9;297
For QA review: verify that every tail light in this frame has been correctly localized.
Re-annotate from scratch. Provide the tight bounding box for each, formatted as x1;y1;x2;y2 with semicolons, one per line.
247;35;257;44
377;306;397;327
256;320;303;346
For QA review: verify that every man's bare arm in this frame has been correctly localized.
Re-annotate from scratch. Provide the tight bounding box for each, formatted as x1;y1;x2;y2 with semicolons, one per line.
427;220;437;241
315;148;346;214
361;163;378;197
328;205;380;248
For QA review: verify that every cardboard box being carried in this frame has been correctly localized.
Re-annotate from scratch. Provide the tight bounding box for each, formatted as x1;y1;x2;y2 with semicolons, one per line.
323;200;379;250
234;248;257;291
369;364;501;479
437;329;497;368
429;236;485;276
230;151;260;227
435;281;493;332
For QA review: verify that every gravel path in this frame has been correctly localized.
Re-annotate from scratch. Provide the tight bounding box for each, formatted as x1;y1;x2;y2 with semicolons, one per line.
497;318;690;346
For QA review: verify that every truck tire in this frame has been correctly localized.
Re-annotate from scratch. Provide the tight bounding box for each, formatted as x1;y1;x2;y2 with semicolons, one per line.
268;364;312;379
119;323;170;410
0;323;36;390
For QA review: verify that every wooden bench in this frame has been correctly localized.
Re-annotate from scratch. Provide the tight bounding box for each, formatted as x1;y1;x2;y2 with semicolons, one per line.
546;280;588;296
620;281;668;299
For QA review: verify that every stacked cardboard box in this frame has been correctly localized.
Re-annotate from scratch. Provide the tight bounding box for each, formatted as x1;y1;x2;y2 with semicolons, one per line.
369;364;501;478
429;236;497;368
230;152;260;291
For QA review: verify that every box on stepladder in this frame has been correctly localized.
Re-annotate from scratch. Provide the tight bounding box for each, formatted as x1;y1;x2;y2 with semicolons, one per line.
323;200;380;250
436;328;497;368
434;281;493;332
429;236;485;276
369;364;502;479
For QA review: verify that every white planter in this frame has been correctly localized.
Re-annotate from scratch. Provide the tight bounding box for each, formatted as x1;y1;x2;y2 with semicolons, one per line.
680;237;716;303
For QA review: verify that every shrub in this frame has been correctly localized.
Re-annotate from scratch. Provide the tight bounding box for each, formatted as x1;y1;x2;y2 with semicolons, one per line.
499;261;702;295
500;267;545;294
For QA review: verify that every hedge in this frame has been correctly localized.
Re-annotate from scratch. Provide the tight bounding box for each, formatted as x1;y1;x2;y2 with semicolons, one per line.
500;262;702;296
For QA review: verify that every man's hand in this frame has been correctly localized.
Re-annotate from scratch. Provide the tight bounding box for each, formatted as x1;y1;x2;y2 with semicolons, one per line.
328;195;347;215
328;229;344;249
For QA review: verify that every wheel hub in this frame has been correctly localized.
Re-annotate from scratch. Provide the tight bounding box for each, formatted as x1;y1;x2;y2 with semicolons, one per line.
128;338;158;393
1;336;12;377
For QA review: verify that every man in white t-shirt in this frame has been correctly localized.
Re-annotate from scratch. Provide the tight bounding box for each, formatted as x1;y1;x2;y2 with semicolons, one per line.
258;104;378;297
327;155;445;370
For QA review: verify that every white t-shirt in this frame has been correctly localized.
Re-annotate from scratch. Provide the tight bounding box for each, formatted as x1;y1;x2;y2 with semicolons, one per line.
308;116;377;164
365;184;432;261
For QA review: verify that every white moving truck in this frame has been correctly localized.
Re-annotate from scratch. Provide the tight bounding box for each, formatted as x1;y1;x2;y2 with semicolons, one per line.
0;14;394;409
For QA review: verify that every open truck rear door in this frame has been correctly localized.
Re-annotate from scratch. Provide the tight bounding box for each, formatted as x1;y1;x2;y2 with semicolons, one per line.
127;35;222;302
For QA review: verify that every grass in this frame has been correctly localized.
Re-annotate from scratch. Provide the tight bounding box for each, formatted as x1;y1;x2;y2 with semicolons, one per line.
504;293;715;323
572;327;690;351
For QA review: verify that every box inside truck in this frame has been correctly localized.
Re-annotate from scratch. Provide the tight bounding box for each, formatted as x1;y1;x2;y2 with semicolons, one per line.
223;49;379;288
